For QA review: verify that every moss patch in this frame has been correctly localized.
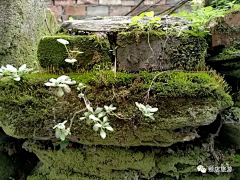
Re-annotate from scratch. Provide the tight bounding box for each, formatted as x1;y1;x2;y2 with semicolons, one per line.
37;35;111;73
0;71;232;146
24;140;239;179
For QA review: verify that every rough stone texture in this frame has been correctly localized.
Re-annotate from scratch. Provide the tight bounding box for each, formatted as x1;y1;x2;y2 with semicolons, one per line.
210;10;240;49
61;15;186;32
219;107;240;149
24;140;239;179
117;31;207;71
0;0;60;69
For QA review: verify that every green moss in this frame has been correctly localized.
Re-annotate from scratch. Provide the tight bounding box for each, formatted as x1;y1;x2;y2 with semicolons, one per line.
209;49;240;62
0;71;232;146
37;35;111;73
25;141;239;179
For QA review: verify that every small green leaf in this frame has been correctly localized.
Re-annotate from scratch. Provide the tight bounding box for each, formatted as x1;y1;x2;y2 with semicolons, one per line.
93;123;101;131
86;105;94;113
205;6;213;13
131;16;140;23
103;116;108;123
105;126;113;131
95;107;103;114
139;12;145;18
154;17;161;21
145;11;154;18
57;88;64;97
100;129;106;139
60;140;69;149
69;17;74;20
98;112;106;118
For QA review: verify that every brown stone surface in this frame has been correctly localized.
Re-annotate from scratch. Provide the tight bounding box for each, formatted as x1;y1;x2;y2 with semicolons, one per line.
211;11;240;49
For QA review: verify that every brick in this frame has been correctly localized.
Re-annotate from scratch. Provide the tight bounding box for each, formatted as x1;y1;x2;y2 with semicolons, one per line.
54;0;75;6
99;0;121;5
166;0;179;5
64;6;86;15
144;0;166;5
110;6;131;16
76;0;98;5
48;6;63;16
87;6;109;16
122;1;137;6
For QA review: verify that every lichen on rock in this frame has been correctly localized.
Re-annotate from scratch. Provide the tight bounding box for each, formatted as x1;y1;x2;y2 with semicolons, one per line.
0;0;59;69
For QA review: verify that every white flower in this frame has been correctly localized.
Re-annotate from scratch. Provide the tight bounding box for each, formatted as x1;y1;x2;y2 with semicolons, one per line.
57;39;69;45
65;59;77;64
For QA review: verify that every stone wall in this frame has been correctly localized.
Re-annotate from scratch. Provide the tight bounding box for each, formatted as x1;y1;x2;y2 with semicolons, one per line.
45;0;180;22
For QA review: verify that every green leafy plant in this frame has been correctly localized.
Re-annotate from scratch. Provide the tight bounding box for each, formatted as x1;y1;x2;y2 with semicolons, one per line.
44;75;76;97
0;64;32;81
129;11;161;31
171;6;226;37
211;0;240;8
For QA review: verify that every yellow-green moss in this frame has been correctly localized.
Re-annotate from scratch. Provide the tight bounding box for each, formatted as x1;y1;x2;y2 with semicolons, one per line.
37;35;111;73
0;71;233;146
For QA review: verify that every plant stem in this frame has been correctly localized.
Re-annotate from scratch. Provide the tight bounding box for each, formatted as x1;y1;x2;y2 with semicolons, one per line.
69;108;87;129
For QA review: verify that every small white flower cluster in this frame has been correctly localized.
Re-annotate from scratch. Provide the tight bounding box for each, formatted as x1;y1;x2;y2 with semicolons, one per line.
0;64;32;81
45;75;76;97
57;39;83;65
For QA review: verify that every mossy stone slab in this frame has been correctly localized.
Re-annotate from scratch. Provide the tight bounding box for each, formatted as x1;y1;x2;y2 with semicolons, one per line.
0;71;232;147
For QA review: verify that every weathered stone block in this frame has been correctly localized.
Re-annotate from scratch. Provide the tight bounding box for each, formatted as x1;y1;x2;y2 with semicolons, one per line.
117;31;207;71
